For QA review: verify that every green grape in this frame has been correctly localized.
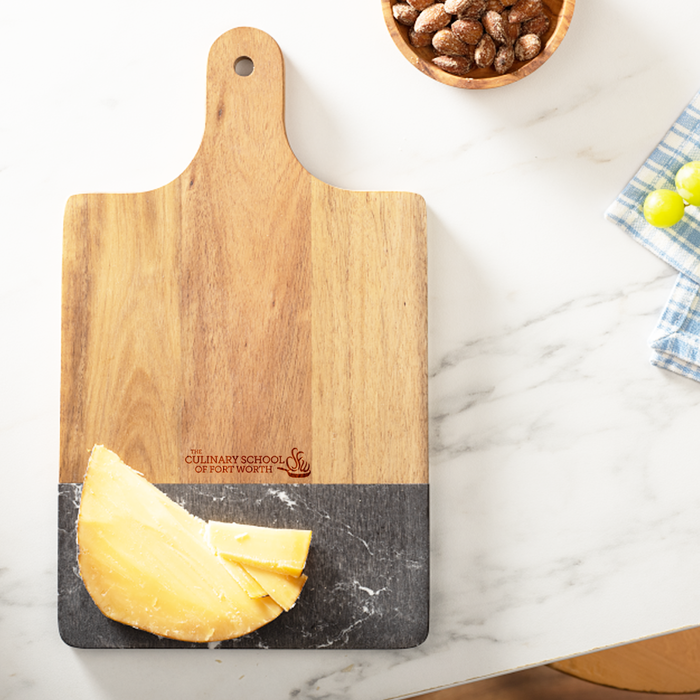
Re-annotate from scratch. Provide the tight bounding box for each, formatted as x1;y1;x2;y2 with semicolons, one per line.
643;189;686;228
675;160;700;206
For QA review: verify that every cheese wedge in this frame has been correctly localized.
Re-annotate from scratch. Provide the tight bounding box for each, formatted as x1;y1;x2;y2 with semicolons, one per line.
243;565;308;611
216;556;267;598
77;445;284;642
207;520;312;577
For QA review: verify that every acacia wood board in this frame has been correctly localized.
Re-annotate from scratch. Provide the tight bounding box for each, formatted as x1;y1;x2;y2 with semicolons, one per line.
58;27;428;649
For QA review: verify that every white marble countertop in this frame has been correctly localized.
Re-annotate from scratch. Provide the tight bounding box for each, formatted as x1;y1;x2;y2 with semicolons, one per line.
3;0;700;698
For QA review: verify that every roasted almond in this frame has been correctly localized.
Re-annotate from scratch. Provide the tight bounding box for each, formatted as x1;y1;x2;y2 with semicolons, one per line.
414;3;452;33
485;0;505;11
451;18;484;44
432;28;471;55
502;10;521;44
474;34;496;67
456;0;488;19
482;10;507;44
508;0;544;23
409;27;435;47
444;0;473;14
514;32;541;60
407;0;435;9
493;43;514;73
432;54;474;74
523;14;550;37
393;2;420;26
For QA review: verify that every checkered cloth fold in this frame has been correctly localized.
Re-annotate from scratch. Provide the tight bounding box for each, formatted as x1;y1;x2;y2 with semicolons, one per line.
605;90;700;382
648;274;700;380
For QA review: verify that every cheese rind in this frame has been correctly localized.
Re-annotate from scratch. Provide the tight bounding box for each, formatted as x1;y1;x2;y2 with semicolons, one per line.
77;445;283;642
207;520;312;577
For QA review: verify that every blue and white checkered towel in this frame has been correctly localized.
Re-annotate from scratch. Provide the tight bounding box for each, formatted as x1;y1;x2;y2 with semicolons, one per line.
605;89;700;382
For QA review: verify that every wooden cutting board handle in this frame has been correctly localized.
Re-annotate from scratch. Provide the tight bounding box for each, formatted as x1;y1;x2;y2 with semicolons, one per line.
197;28;297;182
60;28;428;487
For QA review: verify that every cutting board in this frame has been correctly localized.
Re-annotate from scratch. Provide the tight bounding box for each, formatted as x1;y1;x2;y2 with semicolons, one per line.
58;27;428;649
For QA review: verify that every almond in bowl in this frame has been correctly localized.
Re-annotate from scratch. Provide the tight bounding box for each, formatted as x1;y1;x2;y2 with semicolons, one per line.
382;0;575;89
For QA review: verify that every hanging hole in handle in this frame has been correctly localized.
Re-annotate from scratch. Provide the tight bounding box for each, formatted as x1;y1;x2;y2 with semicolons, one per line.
234;56;254;77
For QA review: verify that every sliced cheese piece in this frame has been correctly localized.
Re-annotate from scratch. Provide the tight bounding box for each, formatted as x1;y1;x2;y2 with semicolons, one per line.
77;445;283;642
216;556;267;598
243;564;308;611
207;519;312;577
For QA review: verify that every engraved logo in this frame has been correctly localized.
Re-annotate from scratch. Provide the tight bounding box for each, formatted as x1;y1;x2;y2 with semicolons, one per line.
278;448;311;479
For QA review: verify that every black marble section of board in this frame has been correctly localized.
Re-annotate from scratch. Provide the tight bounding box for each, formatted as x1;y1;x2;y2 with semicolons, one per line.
58;483;429;649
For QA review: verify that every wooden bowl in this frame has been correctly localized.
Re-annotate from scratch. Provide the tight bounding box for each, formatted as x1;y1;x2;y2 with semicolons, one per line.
381;0;575;89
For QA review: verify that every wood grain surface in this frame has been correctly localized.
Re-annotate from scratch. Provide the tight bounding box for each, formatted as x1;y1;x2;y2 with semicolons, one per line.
550;627;700;693
410;628;700;698
409;661;699;700
60;28;427;486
